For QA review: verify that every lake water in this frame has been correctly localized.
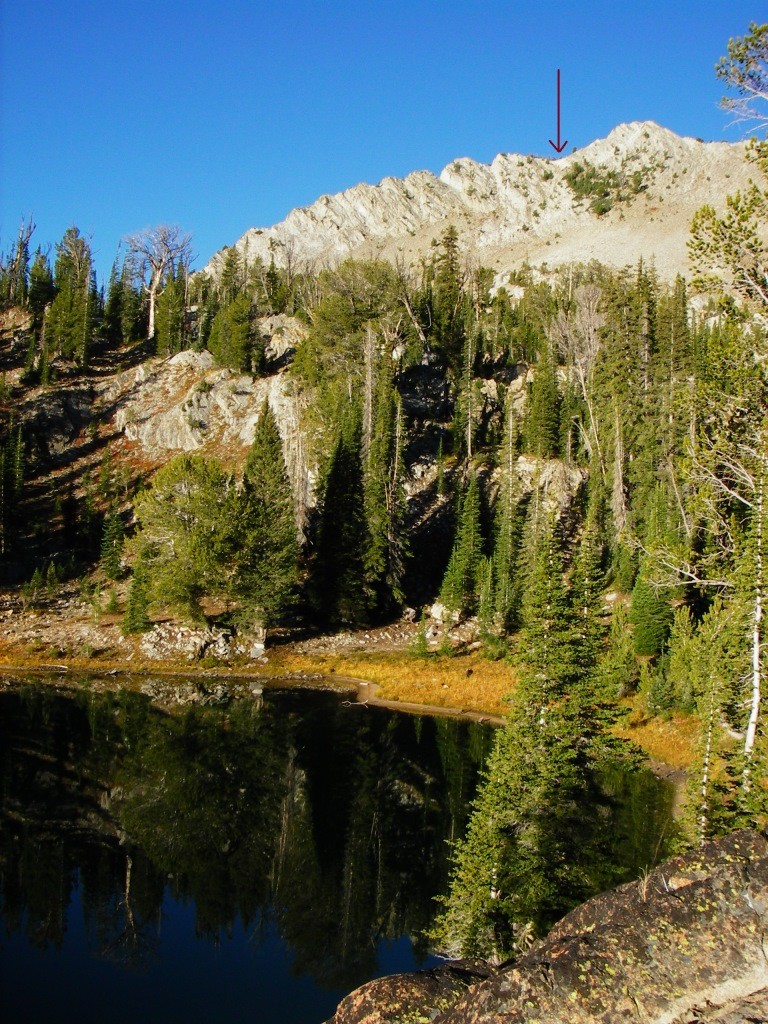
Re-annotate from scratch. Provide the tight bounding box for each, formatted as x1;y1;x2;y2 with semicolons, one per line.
0;679;675;1024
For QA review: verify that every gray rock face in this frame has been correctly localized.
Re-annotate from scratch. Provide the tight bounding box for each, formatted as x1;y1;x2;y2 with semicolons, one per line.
326;830;768;1024
204;122;755;284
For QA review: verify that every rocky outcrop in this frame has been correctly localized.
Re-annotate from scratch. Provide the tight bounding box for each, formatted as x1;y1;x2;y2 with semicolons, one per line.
205;122;756;284
329;962;493;1024
139;621;266;662
326;830;768;1024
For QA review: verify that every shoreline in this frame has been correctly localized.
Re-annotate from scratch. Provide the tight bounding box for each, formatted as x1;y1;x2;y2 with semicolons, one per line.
0;660;507;726
0;661;686;800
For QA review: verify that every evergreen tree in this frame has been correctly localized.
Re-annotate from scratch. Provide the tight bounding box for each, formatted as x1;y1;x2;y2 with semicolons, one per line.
311;422;370;625
155;267;188;356
27;250;55;331
363;364;407;616
433;514;611;960
630;556;673;657
526;343;561;458
122;554;151;634
491;403;525;632
45;226;97;365
99;506;124;581
208;293;257;371
232;402;299;632
132;455;232;621
440;472;484;615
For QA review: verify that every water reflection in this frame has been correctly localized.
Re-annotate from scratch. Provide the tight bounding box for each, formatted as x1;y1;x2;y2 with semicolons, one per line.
0;683;491;990
0;680;675;1023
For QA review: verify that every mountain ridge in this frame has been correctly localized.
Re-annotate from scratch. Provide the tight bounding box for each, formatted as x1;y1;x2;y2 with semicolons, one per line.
204;121;755;283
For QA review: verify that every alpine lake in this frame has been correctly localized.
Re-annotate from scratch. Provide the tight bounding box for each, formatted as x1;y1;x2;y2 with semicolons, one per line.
0;675;675;1024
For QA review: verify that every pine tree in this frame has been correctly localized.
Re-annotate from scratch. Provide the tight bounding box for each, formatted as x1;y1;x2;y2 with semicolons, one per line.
311;423;370;625
440;473;484;615
132;454;232;621
155;267;188;356
526;342;561;458
630;557;672;657
45;226;97;366
233;402;299;632
433;515;610;960
122;554;151;634
208;293;256;371
491;403;525;632
363;363;407;616
99;507;124;581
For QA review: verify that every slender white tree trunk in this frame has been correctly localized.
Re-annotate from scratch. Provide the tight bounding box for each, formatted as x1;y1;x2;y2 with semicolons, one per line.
743;475;764;793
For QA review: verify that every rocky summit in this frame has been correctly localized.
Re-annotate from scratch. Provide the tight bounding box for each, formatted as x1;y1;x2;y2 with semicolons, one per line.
205;122;754;283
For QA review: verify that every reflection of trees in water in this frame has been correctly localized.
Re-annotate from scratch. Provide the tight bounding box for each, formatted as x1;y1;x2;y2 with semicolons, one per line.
0;685;488;987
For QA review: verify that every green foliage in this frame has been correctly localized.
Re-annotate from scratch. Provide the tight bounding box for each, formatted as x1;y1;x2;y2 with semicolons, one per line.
232;402;299;630
311;424;370;625
564;160;646;216
132;454;234;621
525;343;561;458
716;21;768;125
122;554;151;634
208;293;259;371
439;473;485;615
629;559;672;657
99;507;124;581
155;268;188;356
45;226;98;366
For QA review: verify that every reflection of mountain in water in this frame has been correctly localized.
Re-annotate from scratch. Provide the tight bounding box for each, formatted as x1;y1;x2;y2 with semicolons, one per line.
0;681;674;996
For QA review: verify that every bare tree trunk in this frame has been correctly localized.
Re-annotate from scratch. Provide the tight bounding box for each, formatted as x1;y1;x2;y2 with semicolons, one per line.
611;405;628;536
363;326;375;464
743;475;764;793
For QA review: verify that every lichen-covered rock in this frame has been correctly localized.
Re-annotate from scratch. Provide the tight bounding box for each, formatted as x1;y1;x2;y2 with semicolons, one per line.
326;962;493;1024
328;831;768;1024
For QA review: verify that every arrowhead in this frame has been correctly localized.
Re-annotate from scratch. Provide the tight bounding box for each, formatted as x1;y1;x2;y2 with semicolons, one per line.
549;139;568;153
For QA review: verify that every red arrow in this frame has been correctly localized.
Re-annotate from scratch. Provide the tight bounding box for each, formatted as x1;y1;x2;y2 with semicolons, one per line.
549;69;568;153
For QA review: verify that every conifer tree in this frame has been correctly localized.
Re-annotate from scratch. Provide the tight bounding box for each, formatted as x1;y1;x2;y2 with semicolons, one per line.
363;364;407;615
122;554;151;634
433;514;609;960
526;343;561;458
491;403;525;632
45;226;97;366
630;557;673;657
440;472;484;615
99;506;124;581
312;422;370;625
208;293;256;371
27;250;55;332
232;402;299;632
132;455;232;621
154;267;188;356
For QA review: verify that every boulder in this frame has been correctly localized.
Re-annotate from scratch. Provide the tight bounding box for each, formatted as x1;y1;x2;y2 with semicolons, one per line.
326;830;768;1024
328;962;493;1024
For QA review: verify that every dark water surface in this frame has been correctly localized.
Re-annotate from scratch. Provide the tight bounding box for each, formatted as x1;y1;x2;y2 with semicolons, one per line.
0;680;674;1024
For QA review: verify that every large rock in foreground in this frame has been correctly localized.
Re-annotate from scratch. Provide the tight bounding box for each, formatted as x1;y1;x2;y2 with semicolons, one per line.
327;830;768;1024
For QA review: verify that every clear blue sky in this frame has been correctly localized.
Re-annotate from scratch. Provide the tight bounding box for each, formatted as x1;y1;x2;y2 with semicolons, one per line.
0;0;761;283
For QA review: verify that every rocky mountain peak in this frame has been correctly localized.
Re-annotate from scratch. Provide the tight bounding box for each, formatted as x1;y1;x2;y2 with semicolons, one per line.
204;121;754;283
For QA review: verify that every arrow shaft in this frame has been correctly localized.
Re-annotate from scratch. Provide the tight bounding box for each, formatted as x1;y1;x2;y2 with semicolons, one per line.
548;69;567;152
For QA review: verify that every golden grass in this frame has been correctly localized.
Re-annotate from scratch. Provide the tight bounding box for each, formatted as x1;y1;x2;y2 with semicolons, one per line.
264;648;514;716
613;701;701;770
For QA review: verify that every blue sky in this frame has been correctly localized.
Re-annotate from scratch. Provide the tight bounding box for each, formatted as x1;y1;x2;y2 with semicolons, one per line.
0;0;761;283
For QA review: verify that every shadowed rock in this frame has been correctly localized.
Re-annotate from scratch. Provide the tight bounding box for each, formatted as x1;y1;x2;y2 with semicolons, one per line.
327;830;768;1024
